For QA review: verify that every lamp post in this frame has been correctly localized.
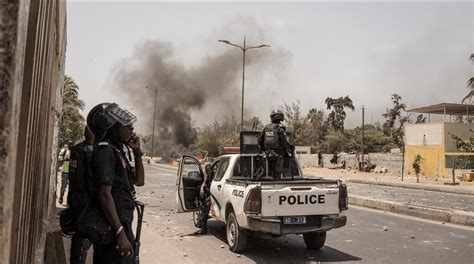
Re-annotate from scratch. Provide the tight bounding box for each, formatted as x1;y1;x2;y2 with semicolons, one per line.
218;36;270;131
145;85;168;159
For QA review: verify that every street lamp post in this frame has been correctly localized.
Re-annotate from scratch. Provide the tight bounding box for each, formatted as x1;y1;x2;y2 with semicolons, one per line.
218;36;270;131
145;85;168;159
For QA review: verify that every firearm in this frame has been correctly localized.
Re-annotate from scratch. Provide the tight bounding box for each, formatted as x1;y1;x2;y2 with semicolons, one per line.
134;200;145;264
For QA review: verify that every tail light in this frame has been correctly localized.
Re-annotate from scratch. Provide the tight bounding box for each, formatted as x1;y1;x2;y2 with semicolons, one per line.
245;187;261;214
339;183;348;211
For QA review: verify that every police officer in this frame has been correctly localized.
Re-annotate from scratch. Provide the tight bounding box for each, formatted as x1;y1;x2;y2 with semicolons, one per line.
87;103;145;264
68;126;95;264
194;164;214;236
258;109;295;179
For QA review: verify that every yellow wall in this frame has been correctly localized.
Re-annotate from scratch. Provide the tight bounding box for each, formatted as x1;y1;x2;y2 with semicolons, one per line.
405;145;445;177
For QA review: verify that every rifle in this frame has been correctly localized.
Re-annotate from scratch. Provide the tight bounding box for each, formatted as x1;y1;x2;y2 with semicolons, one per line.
134;200;145;264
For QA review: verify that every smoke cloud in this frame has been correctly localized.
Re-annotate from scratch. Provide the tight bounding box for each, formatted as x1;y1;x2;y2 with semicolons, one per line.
110;25;289;158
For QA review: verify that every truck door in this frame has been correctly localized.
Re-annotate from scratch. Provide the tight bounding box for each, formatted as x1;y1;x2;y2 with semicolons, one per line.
176;155;204;213
209;156;231;221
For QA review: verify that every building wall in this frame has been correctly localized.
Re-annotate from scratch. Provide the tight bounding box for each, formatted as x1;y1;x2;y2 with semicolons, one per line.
405;145;445;177
0;0;67;263
404;122;474;177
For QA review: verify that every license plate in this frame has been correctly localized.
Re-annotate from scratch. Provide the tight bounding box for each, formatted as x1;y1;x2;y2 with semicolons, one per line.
283;216;306;225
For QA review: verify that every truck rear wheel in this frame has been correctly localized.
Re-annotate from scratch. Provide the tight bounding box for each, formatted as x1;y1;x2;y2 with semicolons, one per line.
193;211;202;228
226;212;248;252
303;231;326;249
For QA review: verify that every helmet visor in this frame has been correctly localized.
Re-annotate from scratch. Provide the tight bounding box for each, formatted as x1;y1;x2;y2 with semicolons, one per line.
105;103;137;126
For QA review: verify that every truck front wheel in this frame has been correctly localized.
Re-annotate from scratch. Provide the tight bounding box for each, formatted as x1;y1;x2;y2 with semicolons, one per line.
226;212;248;252
303;231;326;249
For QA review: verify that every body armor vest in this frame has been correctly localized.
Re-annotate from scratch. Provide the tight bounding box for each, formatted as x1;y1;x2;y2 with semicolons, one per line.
263;123;284;151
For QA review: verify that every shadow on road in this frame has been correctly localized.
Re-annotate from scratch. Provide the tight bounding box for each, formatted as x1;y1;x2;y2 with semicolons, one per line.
205;220;362;263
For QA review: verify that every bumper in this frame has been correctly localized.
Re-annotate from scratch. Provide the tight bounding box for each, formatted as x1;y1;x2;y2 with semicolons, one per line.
247;215;347;235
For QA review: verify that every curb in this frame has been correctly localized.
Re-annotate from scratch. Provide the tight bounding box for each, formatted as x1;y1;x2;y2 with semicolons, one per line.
347;179;474;196
349;195;474;227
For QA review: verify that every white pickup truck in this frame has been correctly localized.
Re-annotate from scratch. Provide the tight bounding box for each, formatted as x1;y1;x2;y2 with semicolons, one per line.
176;154;348;252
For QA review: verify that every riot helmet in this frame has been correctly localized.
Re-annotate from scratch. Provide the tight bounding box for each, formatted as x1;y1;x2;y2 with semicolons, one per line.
270;109;284;123
86;103;136;135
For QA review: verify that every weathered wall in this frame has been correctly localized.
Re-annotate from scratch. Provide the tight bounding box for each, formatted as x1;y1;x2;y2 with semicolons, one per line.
297;153;404;173
0;0;67;263
405;145;445;177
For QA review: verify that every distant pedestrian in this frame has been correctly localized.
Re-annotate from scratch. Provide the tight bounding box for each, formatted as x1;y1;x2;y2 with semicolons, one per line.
318;151;323;168
58;142;72;204
330;151;338;165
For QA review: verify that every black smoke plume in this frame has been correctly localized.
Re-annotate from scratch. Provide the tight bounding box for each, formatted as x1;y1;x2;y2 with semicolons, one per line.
111;39;282;158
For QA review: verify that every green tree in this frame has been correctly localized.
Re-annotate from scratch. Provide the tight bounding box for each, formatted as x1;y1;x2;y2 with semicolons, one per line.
344;124;397;153
449;130;474;152
462;54;474;103
321;129;346;153
284;101;304;137
325;96;355;132
382;94;408;147
59;75;85;146
412;154;423;183
299;108;329;147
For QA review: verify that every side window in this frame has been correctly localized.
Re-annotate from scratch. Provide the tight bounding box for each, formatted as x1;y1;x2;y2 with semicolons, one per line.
213;157;230;181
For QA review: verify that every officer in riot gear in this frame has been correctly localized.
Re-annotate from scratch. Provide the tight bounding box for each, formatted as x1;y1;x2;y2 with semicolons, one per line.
194;164;214;236
68;126;95;264
87;103;145;264
258;109;295;179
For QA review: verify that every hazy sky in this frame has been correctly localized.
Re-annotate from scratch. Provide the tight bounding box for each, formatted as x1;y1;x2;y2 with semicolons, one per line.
66;1;473;133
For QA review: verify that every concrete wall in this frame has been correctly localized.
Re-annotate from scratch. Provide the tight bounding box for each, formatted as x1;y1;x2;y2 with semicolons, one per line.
0;0;67;263
405;123;444;146
405;145;445;177
297;153;404;173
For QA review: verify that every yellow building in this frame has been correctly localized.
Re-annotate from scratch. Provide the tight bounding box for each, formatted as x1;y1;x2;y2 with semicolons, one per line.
405;103;474;177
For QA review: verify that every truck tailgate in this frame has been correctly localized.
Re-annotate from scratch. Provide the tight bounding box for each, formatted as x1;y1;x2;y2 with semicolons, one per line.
260;184;340;216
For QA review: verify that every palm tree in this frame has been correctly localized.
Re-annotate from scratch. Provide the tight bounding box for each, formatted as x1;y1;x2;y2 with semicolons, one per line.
462;54;474;103
59;75;85;146
62;75;85;110
325;96;355;131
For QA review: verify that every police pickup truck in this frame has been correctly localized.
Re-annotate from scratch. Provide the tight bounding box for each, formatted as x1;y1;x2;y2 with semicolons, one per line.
176;133;348;252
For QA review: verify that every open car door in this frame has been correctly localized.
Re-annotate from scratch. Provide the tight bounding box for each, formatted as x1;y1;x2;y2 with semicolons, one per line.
176;155;204;213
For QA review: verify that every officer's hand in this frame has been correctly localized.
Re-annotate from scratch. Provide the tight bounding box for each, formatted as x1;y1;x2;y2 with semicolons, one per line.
115;232;134;257
128;135;141;152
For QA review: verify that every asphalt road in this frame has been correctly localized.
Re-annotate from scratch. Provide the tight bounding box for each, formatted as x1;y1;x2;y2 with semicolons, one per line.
136;165;474;264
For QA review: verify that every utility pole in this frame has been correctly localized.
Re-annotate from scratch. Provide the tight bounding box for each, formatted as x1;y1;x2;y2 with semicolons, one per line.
361;105;365;167
145;85;167;159
218;37;270;131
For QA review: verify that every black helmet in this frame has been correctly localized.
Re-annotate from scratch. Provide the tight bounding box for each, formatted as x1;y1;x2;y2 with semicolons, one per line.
86;103;136;135
270;109;284;123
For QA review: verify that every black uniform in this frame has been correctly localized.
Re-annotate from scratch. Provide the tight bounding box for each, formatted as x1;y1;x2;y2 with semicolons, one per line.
92;141;136;264
198;173;213;234
68;141;94;264
258;123;295;179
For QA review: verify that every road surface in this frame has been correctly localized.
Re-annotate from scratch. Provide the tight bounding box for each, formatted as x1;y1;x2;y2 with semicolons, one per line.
136;165;474;264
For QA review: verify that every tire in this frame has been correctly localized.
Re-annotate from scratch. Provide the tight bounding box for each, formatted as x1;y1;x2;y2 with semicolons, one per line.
193;210;202;228
303;231;326;250
226;212;248;252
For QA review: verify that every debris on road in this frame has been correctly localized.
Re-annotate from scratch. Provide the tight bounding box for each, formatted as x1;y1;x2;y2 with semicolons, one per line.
383;226;388;231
